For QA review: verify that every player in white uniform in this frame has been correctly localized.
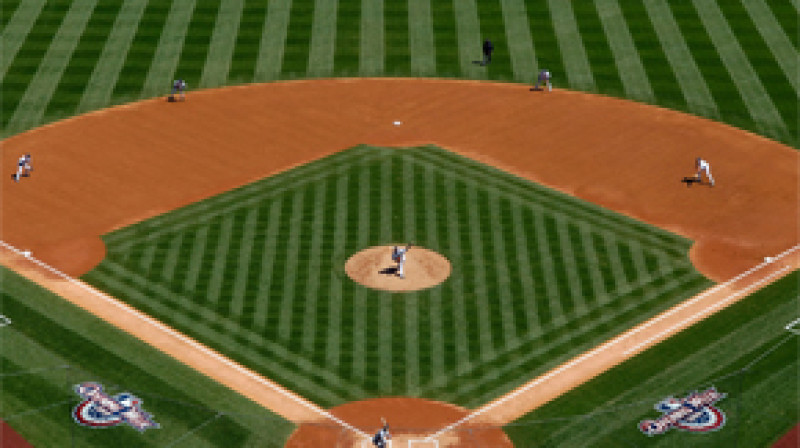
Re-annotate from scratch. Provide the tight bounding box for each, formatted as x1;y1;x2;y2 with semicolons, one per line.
13;154;31;182
695;157;714;186
392;244;411;279
372;422;391;448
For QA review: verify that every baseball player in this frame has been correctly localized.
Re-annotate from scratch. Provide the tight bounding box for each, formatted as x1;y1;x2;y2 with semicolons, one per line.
695;157;714;186
170;79;187;101
531;69;552;91
13;154;31;182
372;420;391;448
481;39;494;66
391;244;411;279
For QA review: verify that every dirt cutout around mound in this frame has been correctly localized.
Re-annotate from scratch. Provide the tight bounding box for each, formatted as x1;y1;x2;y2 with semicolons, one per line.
1;79;798;446
345;245;452;292
285;398;512;448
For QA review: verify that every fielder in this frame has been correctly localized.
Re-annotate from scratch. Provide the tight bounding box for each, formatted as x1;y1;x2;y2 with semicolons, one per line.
391;244;411;279
372;420;391;448
170;79;187;101
695;157;714;186
13;154;31;182
531;69;552;92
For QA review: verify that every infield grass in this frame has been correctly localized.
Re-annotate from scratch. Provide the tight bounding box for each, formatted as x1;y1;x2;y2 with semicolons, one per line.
83;145;712;409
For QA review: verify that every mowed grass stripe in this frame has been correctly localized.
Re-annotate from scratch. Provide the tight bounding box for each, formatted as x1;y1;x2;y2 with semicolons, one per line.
384;0;409;74
691;0;788;138
112;1;172;99
253;0;291;81
500;0;537;82
307;0;337;76
740;0;799;93
277;189;306;341
140;0;196;99
301;180;328;354
465;183;495;360
76;0;148;113
351;164;372;382
199;0;245;88
0;0;46;81
229;207;258;319
555;217;589;315
579;223;611;304
533;210;566;326
407;0;435;76
183;225;210;293
4;0;97;134
453;0;485;79
206;213;235;306
252;198;284;332
488;190;519;346
548;0;595;90
510;202;540;336
423;166;446;383
572;2;623;96
641;0;717;117
226;0;268;83
402;157;420;393
138;241;157;275
161;233;184;281
325;173;350;370
443;176;471;373
174;0;221;87
593;0;655;102
359;0;384;76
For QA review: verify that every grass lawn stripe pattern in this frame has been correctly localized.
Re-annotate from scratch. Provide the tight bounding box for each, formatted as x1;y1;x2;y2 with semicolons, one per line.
0;267;294;448
505;272;799;448
1;0;797;146
83;145;711;408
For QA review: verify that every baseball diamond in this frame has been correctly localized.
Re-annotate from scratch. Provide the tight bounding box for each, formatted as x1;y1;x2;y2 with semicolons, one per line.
0;1;797;447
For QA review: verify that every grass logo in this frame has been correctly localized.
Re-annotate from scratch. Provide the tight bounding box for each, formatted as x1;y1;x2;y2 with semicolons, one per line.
72;382;159;432
639;388;726;436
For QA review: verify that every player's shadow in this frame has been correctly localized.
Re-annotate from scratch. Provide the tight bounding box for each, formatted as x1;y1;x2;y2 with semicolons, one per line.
378;267;398;276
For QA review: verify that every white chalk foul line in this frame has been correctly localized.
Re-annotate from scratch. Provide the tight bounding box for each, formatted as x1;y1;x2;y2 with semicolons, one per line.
423;244;799;442
786;318;800;335
0;240;368;438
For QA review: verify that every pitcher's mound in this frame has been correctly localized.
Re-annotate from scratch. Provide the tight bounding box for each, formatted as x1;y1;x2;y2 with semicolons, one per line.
345;245;451;292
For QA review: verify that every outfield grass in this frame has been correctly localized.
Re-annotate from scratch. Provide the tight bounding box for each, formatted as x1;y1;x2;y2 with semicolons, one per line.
504;271;799;448
0;0;796;146
0;267;294;447
81;145;712;409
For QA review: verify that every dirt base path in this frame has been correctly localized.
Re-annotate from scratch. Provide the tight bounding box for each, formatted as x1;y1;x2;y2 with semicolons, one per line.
1;79;797;445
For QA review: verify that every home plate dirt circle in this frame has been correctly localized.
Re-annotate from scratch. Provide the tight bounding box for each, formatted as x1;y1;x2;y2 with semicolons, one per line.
345;245;451;292
284;397;513;447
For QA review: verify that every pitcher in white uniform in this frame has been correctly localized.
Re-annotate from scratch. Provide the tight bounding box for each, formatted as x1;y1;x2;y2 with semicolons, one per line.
695;157;714;186
391;244;411;279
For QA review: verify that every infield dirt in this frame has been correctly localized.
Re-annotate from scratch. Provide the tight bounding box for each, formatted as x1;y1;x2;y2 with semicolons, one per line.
1;79;797;446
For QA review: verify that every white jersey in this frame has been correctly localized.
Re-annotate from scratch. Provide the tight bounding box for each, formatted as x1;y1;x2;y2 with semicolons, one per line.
698;159;710;170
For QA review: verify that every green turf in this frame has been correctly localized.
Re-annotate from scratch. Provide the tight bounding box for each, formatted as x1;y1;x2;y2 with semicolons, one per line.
0;266;294;447
504;271;799;448
83;145;711;409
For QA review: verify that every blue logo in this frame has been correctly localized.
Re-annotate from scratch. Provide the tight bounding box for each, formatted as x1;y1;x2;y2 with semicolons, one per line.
72;382;159;432
639;388;726;436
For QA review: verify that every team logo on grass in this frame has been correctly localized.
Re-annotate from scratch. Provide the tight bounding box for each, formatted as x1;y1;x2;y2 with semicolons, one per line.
72;382;159;432
639;388;726;436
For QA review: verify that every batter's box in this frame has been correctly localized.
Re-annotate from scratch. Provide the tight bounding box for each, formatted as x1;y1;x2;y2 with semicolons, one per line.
785;318;800;335
0;315;11;327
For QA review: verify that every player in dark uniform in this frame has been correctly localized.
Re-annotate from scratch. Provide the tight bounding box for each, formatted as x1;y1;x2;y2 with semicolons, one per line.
170;79;187;102
482;39;494;66
372;422;391;448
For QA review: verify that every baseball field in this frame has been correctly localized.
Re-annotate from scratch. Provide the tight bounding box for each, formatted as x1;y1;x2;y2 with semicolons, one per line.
1;1;798;447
